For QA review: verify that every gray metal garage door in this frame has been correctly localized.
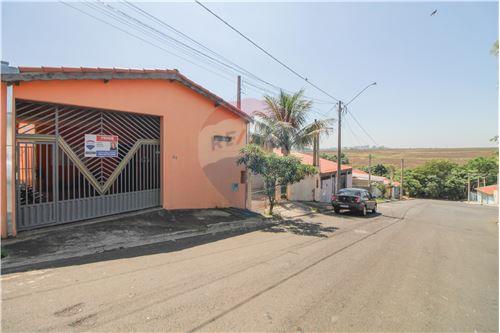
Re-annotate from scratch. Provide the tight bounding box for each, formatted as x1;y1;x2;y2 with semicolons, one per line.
15;100;161;231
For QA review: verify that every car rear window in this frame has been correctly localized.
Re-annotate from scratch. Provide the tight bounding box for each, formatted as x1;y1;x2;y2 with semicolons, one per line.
338;189;362;196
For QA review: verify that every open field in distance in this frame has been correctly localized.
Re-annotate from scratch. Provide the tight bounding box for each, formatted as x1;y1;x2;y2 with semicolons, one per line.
317;147;498;168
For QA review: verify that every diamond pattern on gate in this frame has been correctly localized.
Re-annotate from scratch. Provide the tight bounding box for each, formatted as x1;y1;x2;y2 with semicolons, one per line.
16;101;160;187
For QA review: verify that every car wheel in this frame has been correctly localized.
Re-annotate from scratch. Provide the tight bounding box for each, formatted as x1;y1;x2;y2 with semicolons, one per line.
372;204;377;214
334;208;340;214
361;205;367;216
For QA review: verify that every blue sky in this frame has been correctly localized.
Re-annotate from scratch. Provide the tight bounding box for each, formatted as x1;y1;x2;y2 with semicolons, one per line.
2;1;498;148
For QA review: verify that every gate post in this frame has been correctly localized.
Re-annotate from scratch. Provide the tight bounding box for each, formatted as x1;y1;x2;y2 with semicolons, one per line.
1;83;7;238
3;84;17;237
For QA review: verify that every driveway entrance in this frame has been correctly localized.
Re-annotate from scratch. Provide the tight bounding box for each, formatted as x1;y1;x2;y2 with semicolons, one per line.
15;100;161;230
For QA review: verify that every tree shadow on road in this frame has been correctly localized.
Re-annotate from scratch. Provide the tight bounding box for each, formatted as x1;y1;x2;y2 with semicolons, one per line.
263;219;338;237
1;229;261;275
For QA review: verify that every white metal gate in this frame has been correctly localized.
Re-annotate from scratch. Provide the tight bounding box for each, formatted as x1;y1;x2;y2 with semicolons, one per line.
15;100;161;231
320;177;334;203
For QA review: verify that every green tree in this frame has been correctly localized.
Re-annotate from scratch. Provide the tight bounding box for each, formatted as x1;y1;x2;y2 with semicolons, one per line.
238;144;317;214
371;164;390;177
402;160;465;200
491;40;499;57
444;167;468;200
319;152;349;164
359;163;394;177
251;90;332;155
464;156;499;185
403;173;423;197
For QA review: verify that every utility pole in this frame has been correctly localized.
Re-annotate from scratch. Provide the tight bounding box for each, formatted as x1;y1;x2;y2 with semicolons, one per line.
312;119;320;202
400;158;404;199
313;119;319;167
332;82;376;194
478;177;481;204
236;75;242;109
391;168;395;199
368;153;372;193
467;174;470;203
335;101;342;194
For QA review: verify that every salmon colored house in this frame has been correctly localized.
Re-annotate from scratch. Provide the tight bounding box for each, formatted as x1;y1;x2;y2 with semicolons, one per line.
0;62;252;237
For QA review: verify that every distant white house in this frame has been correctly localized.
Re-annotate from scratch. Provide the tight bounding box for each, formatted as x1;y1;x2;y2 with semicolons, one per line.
476;185;498;205
238;99;354;203
286;152;352;203
352;169;401;199
251;152;353;203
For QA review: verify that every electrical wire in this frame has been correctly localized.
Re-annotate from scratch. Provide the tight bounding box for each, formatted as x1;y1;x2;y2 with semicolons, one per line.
343;114;363;146
123;1;287;97
64;0;364;134
112;1;335;105
61;1;237;85
91;1;244;80
81;0;319;108
193;1;382;146
344;106;378;146
195;0;341;102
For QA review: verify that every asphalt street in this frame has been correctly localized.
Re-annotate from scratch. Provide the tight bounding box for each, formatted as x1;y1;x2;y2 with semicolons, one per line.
1;199;498;332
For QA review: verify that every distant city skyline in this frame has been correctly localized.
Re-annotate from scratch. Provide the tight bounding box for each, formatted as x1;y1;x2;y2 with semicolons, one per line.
2;1;498;148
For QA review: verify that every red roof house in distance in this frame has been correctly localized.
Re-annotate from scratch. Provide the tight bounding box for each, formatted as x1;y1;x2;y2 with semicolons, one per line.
476;184;498;205
290;152;352;175
351;168;401;199
279;151;353;203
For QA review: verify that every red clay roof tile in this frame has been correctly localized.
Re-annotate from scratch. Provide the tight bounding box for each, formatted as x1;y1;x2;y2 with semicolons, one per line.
61;67;82;73
18;66;43;72
9;65;251;122
477;184;497;195
112;67;130;73
80;67;99;72
274;151;352;174
41;66;61;72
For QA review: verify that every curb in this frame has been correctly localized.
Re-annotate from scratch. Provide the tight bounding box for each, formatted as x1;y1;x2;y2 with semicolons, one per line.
1;217;273;272
1;207;165;245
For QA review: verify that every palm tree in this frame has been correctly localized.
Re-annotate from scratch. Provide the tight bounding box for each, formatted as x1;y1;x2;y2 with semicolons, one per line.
251;89;333;155
491;40;499;57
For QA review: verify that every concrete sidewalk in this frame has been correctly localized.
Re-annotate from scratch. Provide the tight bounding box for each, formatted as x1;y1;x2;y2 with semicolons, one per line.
1;208;268;272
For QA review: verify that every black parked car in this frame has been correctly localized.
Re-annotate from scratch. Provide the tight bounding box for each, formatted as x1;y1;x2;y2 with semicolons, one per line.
331;188;377;216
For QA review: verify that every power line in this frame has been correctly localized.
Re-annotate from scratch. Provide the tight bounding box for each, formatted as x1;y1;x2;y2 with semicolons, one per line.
67;1;283;101
66;1;338;109
193;1;380;147
345;107;378;146
311;108;332;119
123;1;286;96
93;1;248;80
76;1;304;102
343;115;363;146
109;1;335;105
195;0;341;102
65;1;375;143
61;1;238;85
193;2;382;147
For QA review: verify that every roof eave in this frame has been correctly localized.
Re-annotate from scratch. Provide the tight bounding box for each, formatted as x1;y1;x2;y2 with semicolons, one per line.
1;71;252;123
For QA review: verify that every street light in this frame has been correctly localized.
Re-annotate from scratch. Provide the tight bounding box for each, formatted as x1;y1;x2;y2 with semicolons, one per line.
335;82;377;195
345;82;377;106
